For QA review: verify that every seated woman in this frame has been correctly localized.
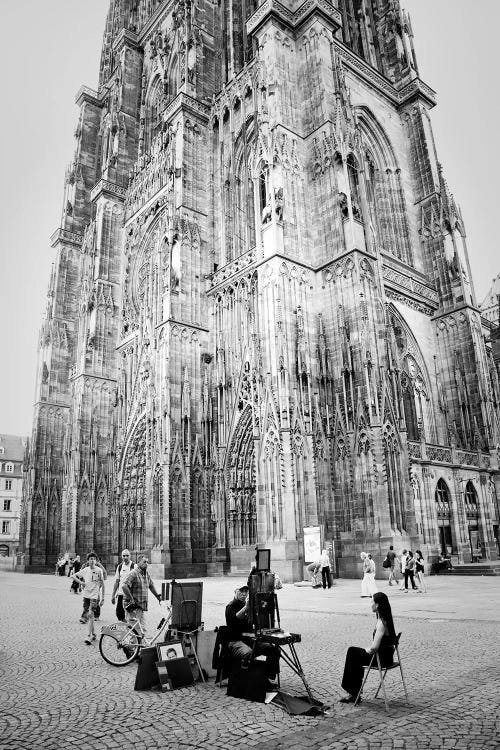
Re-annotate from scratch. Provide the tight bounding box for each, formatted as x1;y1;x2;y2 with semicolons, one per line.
339;591;396;704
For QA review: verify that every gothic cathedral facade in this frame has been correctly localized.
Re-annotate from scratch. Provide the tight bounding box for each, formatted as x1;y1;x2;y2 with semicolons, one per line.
20;0;500;578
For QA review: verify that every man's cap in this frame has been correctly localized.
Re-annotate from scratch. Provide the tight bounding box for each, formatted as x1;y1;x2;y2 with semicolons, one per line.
237;585;249;593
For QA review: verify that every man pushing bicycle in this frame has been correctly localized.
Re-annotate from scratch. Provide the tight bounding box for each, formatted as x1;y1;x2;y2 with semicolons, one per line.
121;555;161;635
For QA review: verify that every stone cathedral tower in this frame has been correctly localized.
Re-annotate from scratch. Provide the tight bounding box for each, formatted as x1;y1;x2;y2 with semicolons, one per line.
20;0;500;578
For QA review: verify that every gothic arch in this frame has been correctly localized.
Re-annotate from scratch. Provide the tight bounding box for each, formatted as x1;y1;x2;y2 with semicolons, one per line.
226;406;256;547
144;75;164;151
435;477;454;555
382;421;407;532
356;106;398;171
387;303;435;440
354;427;376;534
119;414;147;551
357;107;412;262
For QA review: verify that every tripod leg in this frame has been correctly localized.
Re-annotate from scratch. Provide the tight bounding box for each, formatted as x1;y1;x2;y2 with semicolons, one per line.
274;593;281;630
185;634;206;683
288;643;314;704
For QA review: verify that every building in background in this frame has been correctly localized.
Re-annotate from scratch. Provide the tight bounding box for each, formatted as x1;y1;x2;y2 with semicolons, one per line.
480;275;500;327
0;435;25;558
19;0;500;577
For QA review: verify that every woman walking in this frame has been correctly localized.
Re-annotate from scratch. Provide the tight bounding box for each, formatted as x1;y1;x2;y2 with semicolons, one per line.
415;550;427;593
339;592;396;703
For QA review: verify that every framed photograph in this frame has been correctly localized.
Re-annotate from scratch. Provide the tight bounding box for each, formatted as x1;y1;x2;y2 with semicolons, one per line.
157;640;184;662
164;656;195;689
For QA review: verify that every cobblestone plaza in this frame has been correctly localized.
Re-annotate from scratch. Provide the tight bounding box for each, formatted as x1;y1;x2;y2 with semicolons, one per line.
1;572;498;750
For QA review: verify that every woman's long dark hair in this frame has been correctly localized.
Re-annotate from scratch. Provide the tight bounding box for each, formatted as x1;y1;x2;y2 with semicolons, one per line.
372;592;396;641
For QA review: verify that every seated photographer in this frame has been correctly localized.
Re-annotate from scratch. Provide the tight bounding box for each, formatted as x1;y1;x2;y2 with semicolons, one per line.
225;585;279;680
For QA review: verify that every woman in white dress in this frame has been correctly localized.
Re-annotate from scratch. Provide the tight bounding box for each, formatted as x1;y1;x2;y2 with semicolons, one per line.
360;552;370;597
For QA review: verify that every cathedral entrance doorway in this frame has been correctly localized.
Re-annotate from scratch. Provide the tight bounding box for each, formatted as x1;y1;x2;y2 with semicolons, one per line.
438;524;453;557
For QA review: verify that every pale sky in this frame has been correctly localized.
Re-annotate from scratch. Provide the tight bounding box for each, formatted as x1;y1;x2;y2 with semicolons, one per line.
0;1;498;437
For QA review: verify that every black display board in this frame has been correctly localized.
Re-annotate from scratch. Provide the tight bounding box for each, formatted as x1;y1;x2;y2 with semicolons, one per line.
134;646;160;691
170;581;203;631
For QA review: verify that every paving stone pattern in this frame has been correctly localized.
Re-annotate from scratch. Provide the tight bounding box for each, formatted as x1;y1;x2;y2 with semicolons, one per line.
0;574;499;750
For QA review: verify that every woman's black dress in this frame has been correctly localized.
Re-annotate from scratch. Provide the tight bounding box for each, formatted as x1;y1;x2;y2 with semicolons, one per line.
341;633;394;698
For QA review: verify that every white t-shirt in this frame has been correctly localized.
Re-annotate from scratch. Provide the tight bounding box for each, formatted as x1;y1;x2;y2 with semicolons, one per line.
114;561;134;596
78;566;104;600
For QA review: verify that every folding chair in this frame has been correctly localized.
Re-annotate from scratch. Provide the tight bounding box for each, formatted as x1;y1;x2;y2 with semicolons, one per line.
354;632;409;712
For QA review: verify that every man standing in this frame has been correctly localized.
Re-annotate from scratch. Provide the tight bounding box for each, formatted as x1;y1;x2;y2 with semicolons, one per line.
111;549;135;621
69;554;82;594
121;555;161;634
225;585;279;679
386;545;397;586
399;549;408;591
319;548;332;590
71;552;105;645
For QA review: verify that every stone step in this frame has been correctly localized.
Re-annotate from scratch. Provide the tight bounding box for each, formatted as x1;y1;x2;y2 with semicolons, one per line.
436;562;500;576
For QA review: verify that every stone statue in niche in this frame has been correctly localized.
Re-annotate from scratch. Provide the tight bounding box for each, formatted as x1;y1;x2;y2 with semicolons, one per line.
448;249;461;282
262;201;272;225
187;43;196;84
274;187;284;222
42;362;49;383
339;192;349;219
170;233;181;290
351;197;361;220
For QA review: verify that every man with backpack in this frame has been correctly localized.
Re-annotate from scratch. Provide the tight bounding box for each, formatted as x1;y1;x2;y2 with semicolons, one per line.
111;549;135;622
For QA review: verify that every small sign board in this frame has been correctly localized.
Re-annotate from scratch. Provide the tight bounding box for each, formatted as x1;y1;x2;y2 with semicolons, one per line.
303;526;322;563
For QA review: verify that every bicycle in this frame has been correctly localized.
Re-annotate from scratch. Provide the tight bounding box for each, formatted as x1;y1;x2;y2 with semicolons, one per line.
99;601;172;666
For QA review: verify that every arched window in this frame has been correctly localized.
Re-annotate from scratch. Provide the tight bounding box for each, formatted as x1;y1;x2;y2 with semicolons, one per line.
464;480;480;557
464;481;478;520
435;479;453;555
259;162;270;222
401;372;419;440
383;425;406;532
234;151;256;257
167;56;179;102
145;79;163;152
347;154;362;220
333;437;352;533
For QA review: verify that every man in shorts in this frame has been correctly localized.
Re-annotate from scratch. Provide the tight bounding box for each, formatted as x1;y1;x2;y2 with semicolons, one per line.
111;549;135;622
71;551;105;645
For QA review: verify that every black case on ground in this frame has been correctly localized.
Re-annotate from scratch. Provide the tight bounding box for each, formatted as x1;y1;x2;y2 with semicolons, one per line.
226;660;268;703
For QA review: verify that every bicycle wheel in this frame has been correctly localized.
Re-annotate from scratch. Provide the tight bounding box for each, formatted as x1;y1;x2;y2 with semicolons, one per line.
99;631;140;666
